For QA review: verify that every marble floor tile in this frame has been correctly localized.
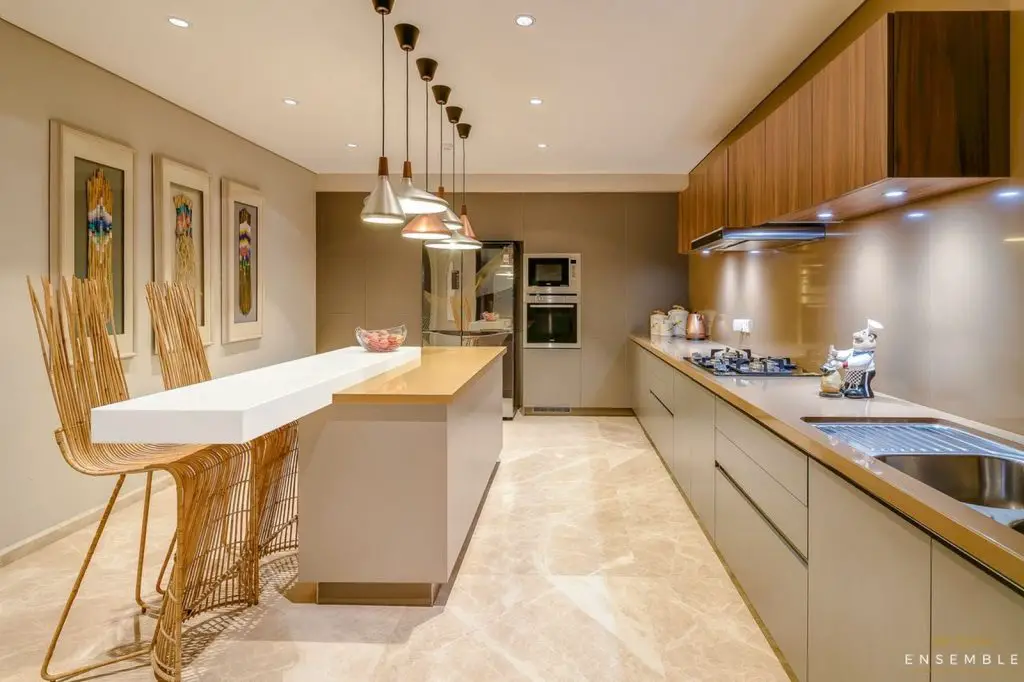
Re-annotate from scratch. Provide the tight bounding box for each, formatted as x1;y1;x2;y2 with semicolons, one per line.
0;416;790;681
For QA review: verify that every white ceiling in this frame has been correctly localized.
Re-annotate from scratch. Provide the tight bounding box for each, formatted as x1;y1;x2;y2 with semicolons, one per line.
0;0;863;175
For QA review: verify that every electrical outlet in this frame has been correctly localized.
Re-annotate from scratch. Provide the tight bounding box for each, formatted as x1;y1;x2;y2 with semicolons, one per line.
733;318;753;334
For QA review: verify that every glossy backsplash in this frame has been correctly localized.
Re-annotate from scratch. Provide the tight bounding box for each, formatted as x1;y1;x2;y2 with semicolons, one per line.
688;182;1024;435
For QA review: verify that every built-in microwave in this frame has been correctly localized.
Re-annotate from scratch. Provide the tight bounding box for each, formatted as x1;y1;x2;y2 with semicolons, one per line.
525;253;580;294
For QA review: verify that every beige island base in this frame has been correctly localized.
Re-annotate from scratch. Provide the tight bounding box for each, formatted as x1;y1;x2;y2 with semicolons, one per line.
293;346;505;606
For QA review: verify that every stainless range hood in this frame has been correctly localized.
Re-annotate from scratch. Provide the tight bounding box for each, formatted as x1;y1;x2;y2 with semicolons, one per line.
691;224;828;252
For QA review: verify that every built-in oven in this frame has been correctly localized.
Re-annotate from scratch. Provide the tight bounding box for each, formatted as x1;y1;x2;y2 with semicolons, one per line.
524;294;581;349
525;253;580;294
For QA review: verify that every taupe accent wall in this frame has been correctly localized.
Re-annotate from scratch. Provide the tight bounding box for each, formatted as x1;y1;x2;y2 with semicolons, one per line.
317;192;688;408
0;20;317;552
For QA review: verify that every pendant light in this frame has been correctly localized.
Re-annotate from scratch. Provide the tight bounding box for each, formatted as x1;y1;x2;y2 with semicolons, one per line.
402;57;449;240
426;102;481;251
361;0;405;226
430;85;464;230
393;24;447;216
456;122;479;240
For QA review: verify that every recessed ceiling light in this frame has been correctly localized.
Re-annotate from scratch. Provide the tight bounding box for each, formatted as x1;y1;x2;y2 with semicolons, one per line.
168;17;190;28
529;97;543;106
537;143;548;149
346;143;358;148
750;250;761;255
997;189;1021;198
817;212;834;219
515;14;535;27
884;190;907;198
701;250;711;255
906;211;927;219
1004;236;1024;243
282;98;299;106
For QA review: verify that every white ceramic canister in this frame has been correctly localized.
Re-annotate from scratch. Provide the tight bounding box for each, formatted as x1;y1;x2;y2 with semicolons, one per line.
668;305;689;337
650;310;671;337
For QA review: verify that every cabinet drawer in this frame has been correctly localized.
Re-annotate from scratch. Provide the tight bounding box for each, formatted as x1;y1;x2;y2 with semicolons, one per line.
716;401;807;503
716;468;808;681
647;354;675;410
716;430;807;557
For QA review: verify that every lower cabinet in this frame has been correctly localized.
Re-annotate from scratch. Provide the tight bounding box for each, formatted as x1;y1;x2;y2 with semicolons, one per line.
808;461;932;682
715;467;808;681
677;378;716;535
931;543;1024;681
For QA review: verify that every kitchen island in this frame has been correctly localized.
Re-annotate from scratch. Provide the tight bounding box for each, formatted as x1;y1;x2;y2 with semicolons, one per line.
295;346;505;606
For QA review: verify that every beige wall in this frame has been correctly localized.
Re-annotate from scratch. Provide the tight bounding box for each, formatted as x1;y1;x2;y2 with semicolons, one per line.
0;21;317;551
317;192;687;407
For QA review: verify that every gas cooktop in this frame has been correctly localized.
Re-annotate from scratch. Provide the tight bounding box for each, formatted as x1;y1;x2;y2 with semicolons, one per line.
684;348;820;377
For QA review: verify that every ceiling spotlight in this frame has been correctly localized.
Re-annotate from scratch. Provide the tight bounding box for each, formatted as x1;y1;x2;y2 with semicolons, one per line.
515;14;535;27
346;143;358;148
537;143;548;149
997;189;1022;198
750;250;761;255
817;212;834;220
701;250;711;255
168;17;190;28
884;190;907;198
1004;236;1024;243
529;97;543;105
906;211;927;219
282;98;298;106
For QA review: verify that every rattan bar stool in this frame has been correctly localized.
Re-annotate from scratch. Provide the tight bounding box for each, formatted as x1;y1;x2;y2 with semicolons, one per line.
28;277;256;682
145;282;298;561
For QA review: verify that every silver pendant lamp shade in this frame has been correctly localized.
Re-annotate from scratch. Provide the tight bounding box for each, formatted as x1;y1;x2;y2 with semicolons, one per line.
456;122;479;240
361;0;406;226
428;106;481;251
430;85;465;231
393;24;447;216
402;58;449;239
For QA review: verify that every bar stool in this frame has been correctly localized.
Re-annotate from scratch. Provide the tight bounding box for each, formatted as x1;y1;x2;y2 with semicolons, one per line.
145;282;298;559
28;277;256;682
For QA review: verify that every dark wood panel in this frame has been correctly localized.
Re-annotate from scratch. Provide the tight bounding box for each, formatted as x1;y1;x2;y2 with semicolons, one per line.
765;83;813;219
727;121;768;226
890;11;1010;178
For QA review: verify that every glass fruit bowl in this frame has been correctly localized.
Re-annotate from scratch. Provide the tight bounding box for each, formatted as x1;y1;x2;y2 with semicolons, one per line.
355;325;407;353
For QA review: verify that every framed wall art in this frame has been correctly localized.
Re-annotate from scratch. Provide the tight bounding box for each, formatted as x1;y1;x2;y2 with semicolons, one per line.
153;156;214;345
49;121;136;356
221;179;264;343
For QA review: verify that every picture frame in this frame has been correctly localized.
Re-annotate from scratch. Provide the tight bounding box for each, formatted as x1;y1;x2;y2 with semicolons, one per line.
153;155;214;345
221;179;264;343
49;121;136;357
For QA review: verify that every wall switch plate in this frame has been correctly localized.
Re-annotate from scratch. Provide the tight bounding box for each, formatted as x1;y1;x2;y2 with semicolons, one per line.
733;318;753;334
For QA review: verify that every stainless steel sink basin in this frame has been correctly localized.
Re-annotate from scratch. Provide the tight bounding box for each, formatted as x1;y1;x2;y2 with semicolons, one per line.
875;454;1024;510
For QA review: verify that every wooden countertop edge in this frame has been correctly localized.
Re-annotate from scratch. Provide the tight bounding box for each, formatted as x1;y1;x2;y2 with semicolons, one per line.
332;348;506;405
630;335;1024;589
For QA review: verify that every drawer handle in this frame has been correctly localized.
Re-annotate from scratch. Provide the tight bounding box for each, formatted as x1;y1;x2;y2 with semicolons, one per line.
717;463;807;565
649;389;674;416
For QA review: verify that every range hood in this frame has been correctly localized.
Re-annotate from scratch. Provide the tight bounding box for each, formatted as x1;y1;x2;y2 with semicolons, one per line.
691;224;828;253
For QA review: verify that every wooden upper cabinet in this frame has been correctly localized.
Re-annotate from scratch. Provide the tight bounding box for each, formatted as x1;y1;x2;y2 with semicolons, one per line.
727;121;768;227
678;161;708;252
765;82;813;219
705;151;729;234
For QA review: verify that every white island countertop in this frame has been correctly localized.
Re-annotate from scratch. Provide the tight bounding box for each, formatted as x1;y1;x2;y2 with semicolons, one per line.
91;347;421;445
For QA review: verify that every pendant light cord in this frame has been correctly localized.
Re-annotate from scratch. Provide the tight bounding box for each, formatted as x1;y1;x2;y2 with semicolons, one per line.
405;51;410;161
380;12;385;157
424;81;429;190
439;102;444;189
463;139;467;207
452;121;457;202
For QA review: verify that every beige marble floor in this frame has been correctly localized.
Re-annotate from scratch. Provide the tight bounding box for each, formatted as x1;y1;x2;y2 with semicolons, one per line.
0;416;791;681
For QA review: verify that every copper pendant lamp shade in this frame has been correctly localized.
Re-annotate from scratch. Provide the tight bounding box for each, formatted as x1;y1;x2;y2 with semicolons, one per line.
361;0;405;226
401;56;448;240
456;122;478;239
431;85;464;231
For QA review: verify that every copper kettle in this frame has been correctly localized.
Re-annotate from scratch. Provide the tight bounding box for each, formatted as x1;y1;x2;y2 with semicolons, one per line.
685;312;708;340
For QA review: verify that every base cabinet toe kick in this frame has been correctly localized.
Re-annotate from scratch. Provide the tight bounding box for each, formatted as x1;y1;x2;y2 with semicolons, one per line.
630;339;1024;681
296;350;505;606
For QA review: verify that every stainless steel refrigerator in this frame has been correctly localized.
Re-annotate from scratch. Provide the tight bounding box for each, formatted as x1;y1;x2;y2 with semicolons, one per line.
422;241;522;419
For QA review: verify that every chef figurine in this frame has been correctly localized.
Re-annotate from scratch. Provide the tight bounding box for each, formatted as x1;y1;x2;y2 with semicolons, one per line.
826;319;884;399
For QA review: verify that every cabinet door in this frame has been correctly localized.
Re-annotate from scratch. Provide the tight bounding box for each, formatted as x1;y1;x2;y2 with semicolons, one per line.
705;151;729;234
672;373;693;495
931;543;1024;681
808;461;931;682
630;343;645;415
677;191;688;254
685;163;708;248
765;82;813;219
685;386;715;536
727;121;768;227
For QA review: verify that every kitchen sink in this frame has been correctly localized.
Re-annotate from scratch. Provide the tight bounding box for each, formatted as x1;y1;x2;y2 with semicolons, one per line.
874;454;1024;510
